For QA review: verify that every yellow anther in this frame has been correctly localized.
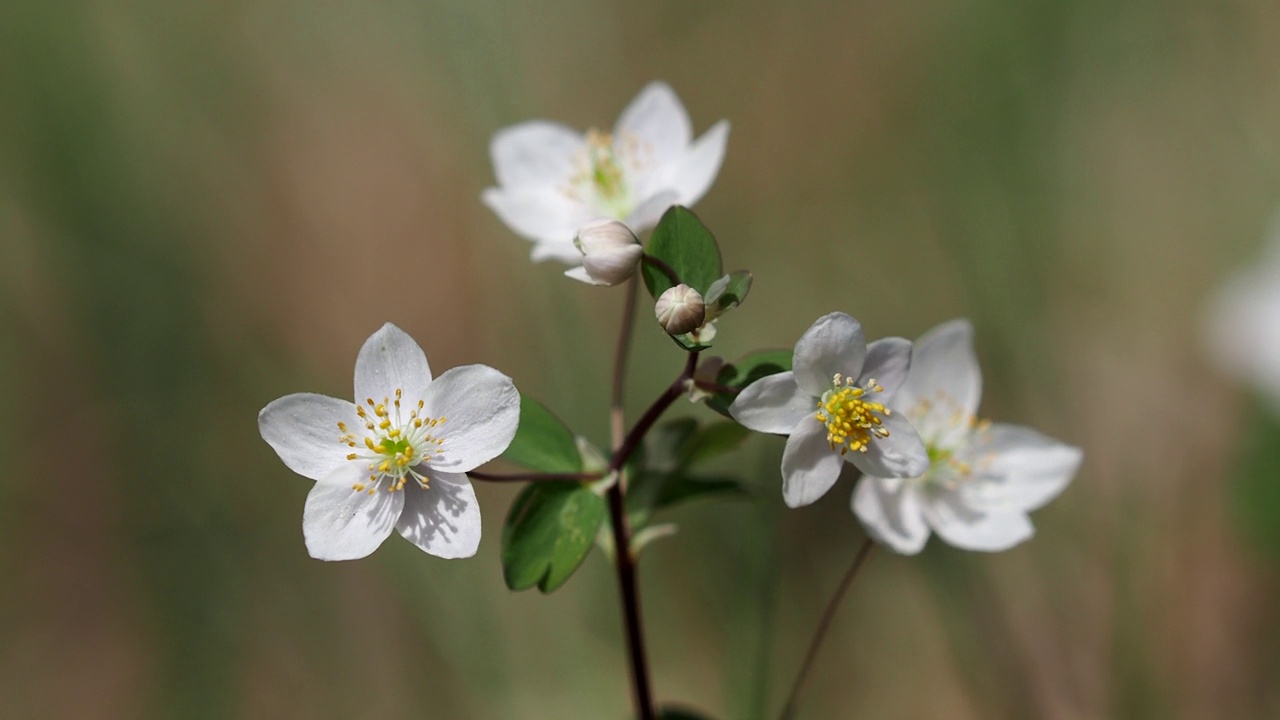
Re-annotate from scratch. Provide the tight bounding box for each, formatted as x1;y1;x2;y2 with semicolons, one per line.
378;419;391;430
364;437;376;450
817;379;891;455
378;461;391;472
346;453;358;461
375;404;387;417
388;428;401;438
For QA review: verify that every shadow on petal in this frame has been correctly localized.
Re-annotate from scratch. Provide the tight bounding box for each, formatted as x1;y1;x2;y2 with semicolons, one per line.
397;472;481;559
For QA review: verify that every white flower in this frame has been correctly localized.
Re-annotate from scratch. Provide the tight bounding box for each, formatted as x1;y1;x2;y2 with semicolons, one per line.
482;81;730;263
564;218;644;286
654;283;706;335
852;320;1083;554
730;312;929;508
258;323;519;561
1204;214;1280;409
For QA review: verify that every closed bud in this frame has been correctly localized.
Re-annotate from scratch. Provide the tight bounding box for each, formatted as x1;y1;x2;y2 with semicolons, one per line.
654;284;706;335
564;218;643;286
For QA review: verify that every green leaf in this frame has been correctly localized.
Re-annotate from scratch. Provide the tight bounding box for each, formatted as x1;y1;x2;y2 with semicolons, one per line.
652;474;747;509
642;206;724;297
641;417;699;473
682;421;750;467
500;393;582;473
706;349;794;416
626;419;751;524
703;270;753;321
501;482;605;593
669;328;716;352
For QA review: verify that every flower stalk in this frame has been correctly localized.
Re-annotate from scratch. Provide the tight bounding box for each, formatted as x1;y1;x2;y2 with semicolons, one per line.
778;538;878;720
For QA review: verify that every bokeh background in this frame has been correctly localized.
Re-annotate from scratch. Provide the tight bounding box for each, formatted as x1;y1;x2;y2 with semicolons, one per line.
3;1;1279;718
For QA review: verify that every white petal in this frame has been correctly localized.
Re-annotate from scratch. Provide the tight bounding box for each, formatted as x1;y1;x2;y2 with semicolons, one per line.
422;365;520;473
847;411;929;479
780;420;845;508
259;393;356;481
303;464;404;561
729;371;813;434
898;319;982;423
623;190;680;234
792;312;867;397
482;187;589;249
859;337;912;402
531;238;588;264
581;244;643;286
396;471;482;559
975;423;1082;512
354;323;432;410
489;120;584;190
921;488;1033;552
564;265;602;285
852;477;930;554
614;82;691;180
660;120;730;206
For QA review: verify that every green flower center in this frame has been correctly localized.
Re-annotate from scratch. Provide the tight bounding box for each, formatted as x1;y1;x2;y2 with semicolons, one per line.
567;129;636;217
335;389;446;495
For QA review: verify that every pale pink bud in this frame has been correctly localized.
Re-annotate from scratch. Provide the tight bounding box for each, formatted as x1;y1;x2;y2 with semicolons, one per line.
564;219;643;286
654;284;706;335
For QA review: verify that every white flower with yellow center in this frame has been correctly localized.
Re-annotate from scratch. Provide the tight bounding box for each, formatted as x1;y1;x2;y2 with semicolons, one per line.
853;320;1083;554
730;312;930;508
258;323;519;561
482;81;730;263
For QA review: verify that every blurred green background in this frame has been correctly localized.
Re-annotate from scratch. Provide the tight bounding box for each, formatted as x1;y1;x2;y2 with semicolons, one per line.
3;0;1279;718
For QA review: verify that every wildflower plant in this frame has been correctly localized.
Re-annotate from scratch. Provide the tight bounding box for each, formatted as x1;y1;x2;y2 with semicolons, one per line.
258;81;1082;719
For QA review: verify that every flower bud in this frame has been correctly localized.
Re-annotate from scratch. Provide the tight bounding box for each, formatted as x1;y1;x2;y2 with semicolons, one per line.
564;218;643;286
654;284;706;335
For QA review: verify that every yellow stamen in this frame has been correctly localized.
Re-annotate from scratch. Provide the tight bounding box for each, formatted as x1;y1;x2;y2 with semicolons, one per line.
816;374;892;454
340;388;449;494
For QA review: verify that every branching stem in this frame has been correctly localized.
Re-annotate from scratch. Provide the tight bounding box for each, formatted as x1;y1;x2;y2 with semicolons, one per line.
468;470;603;483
